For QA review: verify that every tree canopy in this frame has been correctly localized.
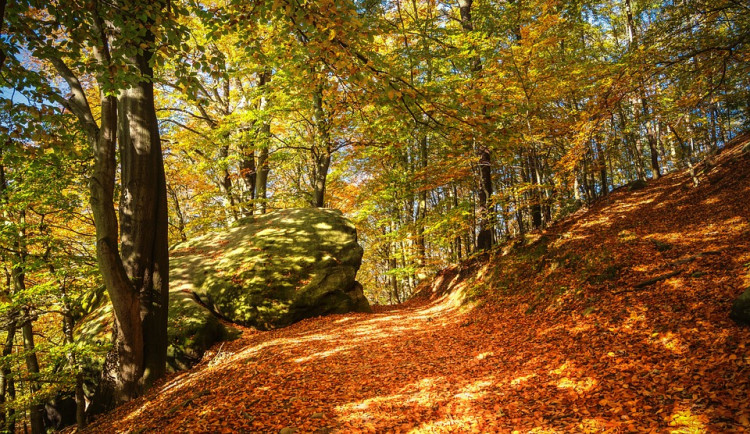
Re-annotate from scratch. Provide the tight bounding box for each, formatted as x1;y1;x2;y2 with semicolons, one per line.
0;0;748;430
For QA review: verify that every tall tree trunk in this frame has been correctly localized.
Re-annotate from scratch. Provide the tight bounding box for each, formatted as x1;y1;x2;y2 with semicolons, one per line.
311;84;331;208
624;0;660;179
255;69;272;214
117;44;170;394
45;3;169;408
459;0;493;251
90;91;144;408
0;0;7;70
0;322;16;432
166;185;188;242
594;139;607;195
21;320;43;434
415;134;428;279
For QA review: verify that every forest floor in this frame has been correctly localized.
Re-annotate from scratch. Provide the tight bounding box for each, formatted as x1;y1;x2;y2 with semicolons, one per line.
83;135;750;433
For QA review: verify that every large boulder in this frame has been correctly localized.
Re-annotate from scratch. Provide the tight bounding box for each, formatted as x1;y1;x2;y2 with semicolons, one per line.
170;208;371;329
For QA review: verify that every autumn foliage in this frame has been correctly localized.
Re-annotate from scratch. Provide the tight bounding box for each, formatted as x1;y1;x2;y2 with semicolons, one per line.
80;135;750;433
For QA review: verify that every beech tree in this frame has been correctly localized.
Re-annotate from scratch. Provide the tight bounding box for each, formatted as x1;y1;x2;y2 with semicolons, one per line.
7;0;179;406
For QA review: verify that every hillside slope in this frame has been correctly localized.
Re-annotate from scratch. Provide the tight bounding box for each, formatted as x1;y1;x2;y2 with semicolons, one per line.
83;135;750;433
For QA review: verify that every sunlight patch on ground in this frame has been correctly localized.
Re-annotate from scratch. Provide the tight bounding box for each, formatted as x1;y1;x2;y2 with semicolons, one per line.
622;307;648;330
476;352;494;360
292;345;354;363
668;408;709;433
453;379;494;402
413;414;481;433
556;376;597;394
511;373;536;387
648;331;688;354
549;361;571;376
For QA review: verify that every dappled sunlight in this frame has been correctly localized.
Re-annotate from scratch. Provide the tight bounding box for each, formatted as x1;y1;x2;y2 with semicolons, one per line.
668;408;709;433
556;377;597;394
510;374;537;387
87;138;750;433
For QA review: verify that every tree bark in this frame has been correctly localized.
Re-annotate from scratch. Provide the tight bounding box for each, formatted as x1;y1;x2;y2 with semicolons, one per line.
459;0;494;251
21;320;44;434
117;43;170;394
311;84;331;208
0;322;16;432
0;0;7;70
254;69;272;214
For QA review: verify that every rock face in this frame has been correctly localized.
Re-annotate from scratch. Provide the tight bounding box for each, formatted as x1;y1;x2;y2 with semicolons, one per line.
170;208;371;329
730;288;750;326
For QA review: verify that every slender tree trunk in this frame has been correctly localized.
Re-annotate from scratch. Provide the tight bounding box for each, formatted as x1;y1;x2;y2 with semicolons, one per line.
624;0;660;179
20;320;43;434
0;0;7;70
61;308;86;428
594;139;607;195
254;69;272;214
414;133;428;278
459;0;493;251
239;148;256;217
311;84;331;208
217;145;239;222
166;185;188;242
0;322;16;432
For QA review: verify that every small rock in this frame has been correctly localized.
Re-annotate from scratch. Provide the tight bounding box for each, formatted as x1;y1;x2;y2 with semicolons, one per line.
730;288;750;326
279;428;297;434
627;179;648;191
311;412;325;419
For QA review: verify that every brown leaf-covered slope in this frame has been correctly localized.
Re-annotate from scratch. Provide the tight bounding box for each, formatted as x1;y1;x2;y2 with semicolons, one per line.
85;135;750;433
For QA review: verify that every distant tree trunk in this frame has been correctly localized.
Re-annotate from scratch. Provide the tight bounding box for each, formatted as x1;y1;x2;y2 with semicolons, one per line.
454;187;463;261
594;139;607;195
166;184;188;242
21;319;44;434
0;322;16;432
624;0;660;179
527;151;543;230
0;0;7;70
415;133;427;278
217;145;239;222
459;0;493;251
311;84;331;208
239;147;256;217
255;145;269;214
254;70;272;214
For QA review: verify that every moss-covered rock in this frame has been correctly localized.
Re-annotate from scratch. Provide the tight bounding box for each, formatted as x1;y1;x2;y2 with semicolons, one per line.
166;291;239;372
170;208;371;329
78;291;239;373
730;288;750;326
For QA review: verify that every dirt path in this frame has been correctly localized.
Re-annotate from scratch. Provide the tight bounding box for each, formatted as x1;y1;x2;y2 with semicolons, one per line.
86;137;750;433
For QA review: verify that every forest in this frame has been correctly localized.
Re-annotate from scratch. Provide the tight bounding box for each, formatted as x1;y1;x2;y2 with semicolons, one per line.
0;0;748;432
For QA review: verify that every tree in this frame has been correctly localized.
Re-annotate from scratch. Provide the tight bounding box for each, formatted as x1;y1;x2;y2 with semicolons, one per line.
7;0;178;406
